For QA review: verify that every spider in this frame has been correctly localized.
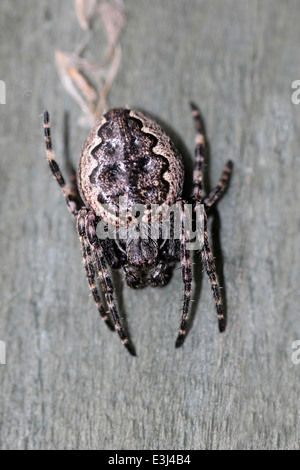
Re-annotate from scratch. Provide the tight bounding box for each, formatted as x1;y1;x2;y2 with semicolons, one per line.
43;104;233;355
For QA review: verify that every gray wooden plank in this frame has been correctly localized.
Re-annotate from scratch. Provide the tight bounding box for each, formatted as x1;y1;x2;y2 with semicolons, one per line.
0;0;299;450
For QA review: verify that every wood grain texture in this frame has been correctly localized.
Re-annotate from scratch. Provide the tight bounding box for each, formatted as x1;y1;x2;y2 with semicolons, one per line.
0;0;299;450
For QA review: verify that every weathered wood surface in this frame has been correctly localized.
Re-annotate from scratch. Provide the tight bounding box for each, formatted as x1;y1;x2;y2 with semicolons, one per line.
0;0;299;450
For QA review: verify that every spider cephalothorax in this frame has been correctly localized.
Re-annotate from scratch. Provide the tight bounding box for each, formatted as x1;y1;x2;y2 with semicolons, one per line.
43;105;233;355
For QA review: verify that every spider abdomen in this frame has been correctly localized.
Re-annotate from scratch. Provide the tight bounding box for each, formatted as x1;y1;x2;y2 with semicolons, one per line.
78;108;184;218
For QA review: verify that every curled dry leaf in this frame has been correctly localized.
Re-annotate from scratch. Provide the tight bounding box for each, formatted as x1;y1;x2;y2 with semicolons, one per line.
57;0;126;126
98;1;127;50
55;50;94;120
75;0;98;30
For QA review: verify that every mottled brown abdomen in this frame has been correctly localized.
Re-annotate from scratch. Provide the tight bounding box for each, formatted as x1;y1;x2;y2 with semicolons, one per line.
78;108;184;219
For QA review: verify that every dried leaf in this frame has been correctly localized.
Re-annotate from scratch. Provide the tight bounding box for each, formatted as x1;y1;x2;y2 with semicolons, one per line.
75;0;98;30
56;0;127;126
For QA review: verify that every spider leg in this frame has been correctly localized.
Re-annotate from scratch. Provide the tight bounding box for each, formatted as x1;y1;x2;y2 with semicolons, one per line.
100;238;123;269
43;111;79;216
69;170;80;200
77;208;114;331
85;211;136;356
204;160;233;209
175;200;193;348
190;102;205;201
201;209;225;332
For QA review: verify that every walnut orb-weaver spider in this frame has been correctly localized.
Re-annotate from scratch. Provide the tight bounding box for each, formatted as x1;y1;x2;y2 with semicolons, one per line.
43;104;233;355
